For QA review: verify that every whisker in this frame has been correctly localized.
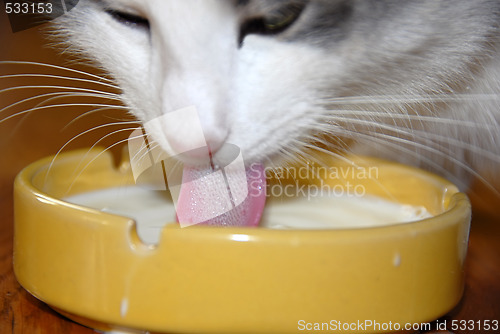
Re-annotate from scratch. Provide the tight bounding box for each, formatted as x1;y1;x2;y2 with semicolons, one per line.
298;141;353;167
0;61;115;83
324;93;500;105
129;136;160;167
298;141;397;201
322;110;497;130
62;104;130;130
0;73;119;90
325;116;500;163
64;136;146;195
88;127;142;157
0;103;129;124
45;123;140;184
276;146;308;170
1;92;125;144
340;128;499;196
0;85;119;96
263;156;282;182
287;145;362;191
0;91;121;116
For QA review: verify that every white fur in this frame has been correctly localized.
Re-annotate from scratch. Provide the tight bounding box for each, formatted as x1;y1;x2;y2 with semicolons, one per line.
55;0;500;188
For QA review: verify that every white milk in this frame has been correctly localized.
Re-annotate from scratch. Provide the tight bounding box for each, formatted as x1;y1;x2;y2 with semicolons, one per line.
65;186;431;245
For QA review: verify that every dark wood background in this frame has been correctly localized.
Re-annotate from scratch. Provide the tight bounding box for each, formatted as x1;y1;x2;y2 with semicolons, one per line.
1;10;499;334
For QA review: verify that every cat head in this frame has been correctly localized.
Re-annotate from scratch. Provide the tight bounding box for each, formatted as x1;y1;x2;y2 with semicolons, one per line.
55;0;500;171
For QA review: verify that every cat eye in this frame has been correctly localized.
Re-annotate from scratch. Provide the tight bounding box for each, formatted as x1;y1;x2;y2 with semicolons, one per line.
106;9;150;30
262;11;300;31
239;2;306;45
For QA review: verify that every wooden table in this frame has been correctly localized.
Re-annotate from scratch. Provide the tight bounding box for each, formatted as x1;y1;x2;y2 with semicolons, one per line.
1;13;499;334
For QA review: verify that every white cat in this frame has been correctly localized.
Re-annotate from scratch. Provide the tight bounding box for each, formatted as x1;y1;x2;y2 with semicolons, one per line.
3;1;500;332
53;0;500;194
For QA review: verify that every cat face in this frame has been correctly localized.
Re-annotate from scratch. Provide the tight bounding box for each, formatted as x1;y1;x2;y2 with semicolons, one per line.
56;0;500;178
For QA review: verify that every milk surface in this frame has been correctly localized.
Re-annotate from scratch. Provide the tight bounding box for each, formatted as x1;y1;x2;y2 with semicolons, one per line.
65;186;431;245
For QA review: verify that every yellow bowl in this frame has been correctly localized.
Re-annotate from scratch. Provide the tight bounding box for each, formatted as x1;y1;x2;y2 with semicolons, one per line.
13;149;471;333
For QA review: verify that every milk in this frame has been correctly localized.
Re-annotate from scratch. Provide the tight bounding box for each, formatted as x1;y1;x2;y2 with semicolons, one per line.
65;185;431;245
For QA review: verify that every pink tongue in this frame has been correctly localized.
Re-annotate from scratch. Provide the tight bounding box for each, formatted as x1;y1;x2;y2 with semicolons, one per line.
176;163;266;227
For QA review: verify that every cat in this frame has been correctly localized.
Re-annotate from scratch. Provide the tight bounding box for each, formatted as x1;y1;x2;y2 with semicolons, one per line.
50;0;500;196
3;1;499;332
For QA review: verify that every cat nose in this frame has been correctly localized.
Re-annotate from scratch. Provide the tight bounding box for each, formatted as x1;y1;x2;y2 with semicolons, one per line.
153;105;228;165
167;127;228;164
203;129;227;155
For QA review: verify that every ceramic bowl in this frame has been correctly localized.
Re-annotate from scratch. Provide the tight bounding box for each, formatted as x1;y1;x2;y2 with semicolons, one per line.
13;149;471;333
